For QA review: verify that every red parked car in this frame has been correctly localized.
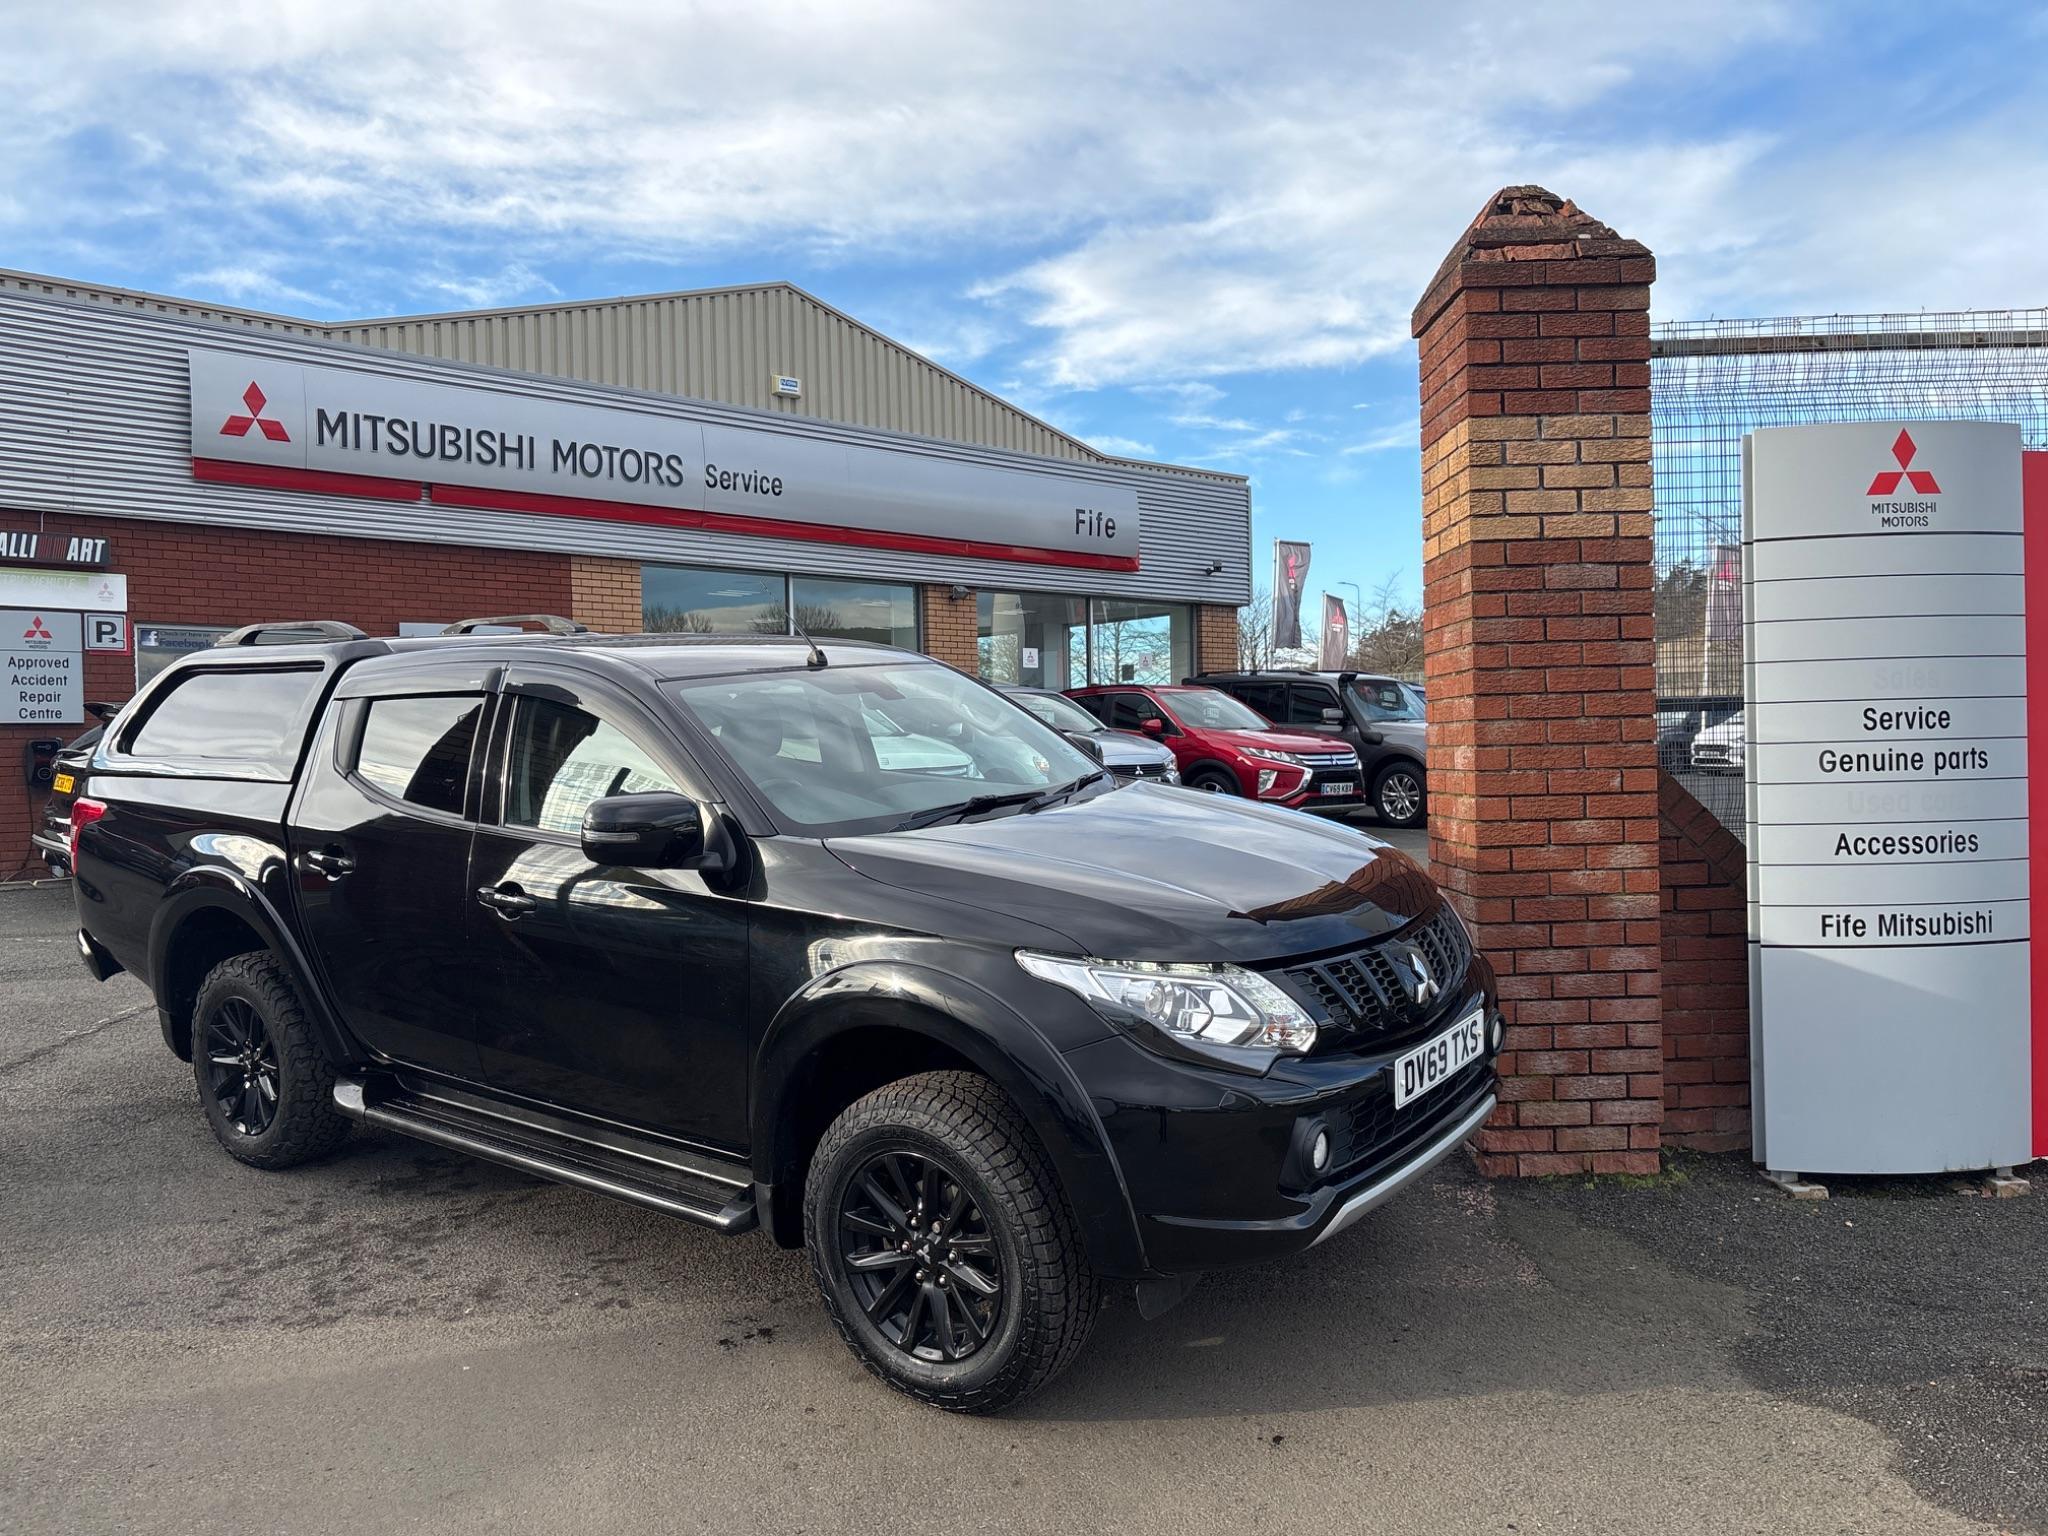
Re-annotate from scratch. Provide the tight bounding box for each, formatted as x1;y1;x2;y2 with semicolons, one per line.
1067;684;1364;809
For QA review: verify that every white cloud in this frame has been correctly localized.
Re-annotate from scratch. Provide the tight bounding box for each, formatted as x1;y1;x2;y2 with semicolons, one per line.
1086;434;1157;458
3;0;2041;397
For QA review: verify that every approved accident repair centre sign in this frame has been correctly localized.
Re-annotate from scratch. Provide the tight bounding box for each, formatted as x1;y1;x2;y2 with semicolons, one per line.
2;609;83;724
1744;421;2030;1178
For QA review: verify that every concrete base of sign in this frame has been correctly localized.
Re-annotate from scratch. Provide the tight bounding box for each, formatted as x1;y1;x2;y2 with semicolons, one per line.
1986;1167;2032;1199
1760;1168;1830;1200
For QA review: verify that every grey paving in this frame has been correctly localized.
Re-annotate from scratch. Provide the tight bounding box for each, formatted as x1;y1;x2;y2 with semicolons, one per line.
0;882;2032;1535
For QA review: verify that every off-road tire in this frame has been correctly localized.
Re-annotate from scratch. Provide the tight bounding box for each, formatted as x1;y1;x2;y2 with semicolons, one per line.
804;1070;1099;1413
1372;761;1427;828
192;952;351;1169
1185;765;1240;796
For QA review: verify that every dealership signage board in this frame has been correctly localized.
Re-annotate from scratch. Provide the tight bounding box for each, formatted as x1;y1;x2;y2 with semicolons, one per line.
1745;421;2031;1175
1;609;82;724
186;348;1140;566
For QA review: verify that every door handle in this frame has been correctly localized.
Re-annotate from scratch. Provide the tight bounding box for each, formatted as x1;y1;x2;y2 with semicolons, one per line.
476;883;538;918
300;848;355;879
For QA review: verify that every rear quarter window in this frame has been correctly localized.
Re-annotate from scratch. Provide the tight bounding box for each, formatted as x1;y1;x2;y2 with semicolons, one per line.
122;666;323;767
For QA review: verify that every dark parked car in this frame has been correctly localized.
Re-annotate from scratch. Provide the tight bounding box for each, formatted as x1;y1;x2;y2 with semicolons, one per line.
1066;683;1364;811
997;684;1179;784
1192;670;1428;828
31;701;122;875
69;617;1499;1412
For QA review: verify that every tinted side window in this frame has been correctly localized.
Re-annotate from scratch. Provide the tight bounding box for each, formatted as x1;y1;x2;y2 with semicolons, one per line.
1288;684;1340;725
505;697;679;836
355;695;484;816
125;667;321;762
1107;693;1165;731
1234;682;1287;720
1071;694;1114;726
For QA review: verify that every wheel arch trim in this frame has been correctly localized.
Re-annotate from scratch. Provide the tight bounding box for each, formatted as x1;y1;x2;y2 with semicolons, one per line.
147;870;358;1067
753;963;1149;1278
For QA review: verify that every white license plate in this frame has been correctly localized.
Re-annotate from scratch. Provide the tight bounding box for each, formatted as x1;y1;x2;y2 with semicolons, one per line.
1321;780;1355;796
1393;1009;1485;1108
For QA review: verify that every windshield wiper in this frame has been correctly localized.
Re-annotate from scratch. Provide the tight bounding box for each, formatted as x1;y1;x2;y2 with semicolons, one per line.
891;790;1045;832
1019;769;1112;815
890;771;1112;832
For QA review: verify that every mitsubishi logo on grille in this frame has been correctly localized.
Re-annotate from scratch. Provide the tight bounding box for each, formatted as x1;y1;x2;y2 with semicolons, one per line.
220;382;291;443
1866;429;1940;497
1401;946;1439;1007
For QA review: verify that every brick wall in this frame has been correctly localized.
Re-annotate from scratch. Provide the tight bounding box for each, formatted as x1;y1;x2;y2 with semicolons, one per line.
1411;186;1663;1176
1196;603;1239;673
569;555;643;632
1659;772;1751;1151
0;508;572;882
920;584;978;670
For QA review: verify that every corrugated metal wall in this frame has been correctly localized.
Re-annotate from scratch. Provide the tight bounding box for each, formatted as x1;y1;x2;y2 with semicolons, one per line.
0;269;1211;474
0;289;1254;606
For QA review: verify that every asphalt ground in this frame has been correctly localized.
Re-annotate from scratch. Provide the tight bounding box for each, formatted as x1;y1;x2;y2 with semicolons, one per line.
3;880;2041;1536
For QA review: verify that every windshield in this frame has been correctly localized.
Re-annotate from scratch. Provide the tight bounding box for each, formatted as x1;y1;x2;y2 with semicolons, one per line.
1158;687;1270;731
1012;691;1102;735
673;662;1101;836
1351;678;1424;722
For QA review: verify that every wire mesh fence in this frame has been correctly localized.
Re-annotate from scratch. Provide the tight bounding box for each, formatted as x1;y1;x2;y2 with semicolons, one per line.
1650;310;2048;837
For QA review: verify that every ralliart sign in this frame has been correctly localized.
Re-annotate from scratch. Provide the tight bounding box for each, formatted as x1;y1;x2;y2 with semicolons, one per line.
1745;420;2031;1177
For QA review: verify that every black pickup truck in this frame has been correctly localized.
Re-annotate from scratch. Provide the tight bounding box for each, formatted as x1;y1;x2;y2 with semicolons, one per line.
69;616;1500;1411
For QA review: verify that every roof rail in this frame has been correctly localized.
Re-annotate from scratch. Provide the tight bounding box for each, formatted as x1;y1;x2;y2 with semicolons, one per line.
213;620;369;647
440;614;589;636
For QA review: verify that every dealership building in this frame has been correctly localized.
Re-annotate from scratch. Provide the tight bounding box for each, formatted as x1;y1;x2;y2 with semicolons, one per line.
0;270;1251;875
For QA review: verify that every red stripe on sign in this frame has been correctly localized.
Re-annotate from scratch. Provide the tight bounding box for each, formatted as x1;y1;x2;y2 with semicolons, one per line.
2027;449;2048;1159
428;482;1142;572
193;457;425;503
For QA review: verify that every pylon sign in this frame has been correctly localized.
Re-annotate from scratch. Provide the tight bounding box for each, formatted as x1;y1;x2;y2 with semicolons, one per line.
1744;421;2030;1177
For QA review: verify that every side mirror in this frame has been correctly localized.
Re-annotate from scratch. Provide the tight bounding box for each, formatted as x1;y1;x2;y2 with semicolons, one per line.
1139;717;1165;735
580;793;730;871
1321;707;1344;725
1064;731;1105;763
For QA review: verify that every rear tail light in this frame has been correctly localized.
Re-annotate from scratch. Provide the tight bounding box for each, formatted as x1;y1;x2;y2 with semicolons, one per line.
69;797;107;868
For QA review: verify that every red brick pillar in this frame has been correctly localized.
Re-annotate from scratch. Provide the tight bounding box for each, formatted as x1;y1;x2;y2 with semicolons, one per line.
1411;186;1662;1176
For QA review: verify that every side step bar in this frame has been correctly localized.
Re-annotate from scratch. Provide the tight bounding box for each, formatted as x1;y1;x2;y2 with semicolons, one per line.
333;1077;757;1233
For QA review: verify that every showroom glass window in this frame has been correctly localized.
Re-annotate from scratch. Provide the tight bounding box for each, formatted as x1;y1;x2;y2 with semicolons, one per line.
976;590;1089;689
975;592;1187;689
1085;600;1190;687
643;564;916;648
790;576;917;647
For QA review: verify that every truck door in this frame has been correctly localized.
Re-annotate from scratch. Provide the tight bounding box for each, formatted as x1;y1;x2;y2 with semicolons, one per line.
466;667;750;1149
289;657;499;1081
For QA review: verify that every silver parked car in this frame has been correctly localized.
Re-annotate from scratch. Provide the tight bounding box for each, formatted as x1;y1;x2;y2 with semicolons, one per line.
999;685;1181;784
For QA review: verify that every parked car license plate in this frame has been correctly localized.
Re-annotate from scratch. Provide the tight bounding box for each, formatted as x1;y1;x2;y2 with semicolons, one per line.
1393;1008;1485;1108
52;772;74;794
1320;780;1355;796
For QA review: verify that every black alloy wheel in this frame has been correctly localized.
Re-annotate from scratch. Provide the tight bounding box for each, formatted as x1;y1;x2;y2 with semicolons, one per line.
837;1148;1003;1363
202;998;280;1137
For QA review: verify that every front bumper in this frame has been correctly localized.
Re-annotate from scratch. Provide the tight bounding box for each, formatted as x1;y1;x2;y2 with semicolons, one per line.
1269;763;1365;808
1061;977;1499;1277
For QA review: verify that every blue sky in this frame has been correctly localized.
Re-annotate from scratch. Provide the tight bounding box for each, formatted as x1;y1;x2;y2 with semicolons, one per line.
6;1;2044;610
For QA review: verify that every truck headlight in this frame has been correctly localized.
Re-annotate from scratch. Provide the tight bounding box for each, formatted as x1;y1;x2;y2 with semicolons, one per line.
1015;951;1317;1057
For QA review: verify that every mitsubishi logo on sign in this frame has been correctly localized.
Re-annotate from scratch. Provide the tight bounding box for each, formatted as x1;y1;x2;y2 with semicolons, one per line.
220;382;291;443
1866;429;1941;496
22;615;52;640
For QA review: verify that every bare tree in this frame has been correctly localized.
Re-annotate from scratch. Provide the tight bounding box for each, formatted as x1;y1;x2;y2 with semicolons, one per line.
1343;572;1424;679
1233;587;1317;671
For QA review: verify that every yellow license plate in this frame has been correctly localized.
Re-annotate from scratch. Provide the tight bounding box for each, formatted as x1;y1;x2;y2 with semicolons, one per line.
52;773;74;794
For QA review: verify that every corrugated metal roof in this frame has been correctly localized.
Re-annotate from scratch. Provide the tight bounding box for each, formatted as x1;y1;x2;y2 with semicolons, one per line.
0;267;1238;485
